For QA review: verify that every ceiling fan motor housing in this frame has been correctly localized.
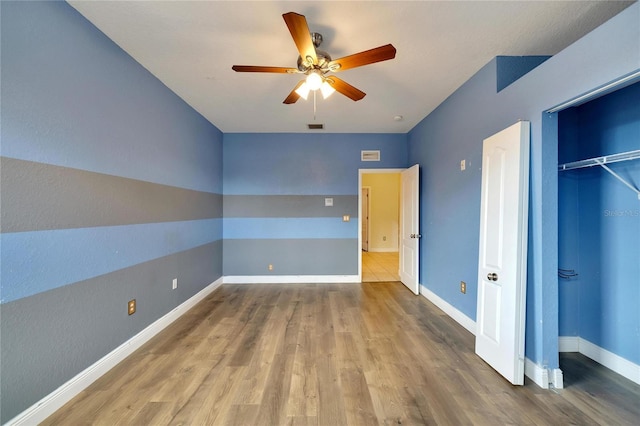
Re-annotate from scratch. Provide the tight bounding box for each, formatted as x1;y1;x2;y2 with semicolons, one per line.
297;50;332;72
297;33;332;72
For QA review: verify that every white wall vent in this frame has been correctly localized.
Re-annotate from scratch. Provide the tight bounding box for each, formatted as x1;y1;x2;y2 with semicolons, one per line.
361;150;381;161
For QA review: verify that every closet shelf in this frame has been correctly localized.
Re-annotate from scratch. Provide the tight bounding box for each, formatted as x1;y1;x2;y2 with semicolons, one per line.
558;149;640;171
558;149;640;200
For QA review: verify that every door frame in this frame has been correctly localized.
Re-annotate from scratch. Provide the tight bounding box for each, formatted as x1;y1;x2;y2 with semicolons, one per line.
547;71;640;388
358;168;407;283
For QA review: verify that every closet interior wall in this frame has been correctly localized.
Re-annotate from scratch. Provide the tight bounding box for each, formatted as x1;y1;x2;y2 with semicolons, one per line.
557;81;640;374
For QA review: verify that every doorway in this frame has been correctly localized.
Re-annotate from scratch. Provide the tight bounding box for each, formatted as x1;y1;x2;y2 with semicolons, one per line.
358;169;402;282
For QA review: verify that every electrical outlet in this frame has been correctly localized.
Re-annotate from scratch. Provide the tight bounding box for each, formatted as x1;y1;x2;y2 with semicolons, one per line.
383;236;387;241
172;278;178;290
460;281;466;294
268;264;273;271
128;299;136;315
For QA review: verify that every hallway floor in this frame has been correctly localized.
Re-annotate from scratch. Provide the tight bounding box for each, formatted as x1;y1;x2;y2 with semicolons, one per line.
362;251;399;282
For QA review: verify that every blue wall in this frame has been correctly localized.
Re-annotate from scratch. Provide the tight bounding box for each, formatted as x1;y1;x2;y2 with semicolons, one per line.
558;82;640;365
0;1;223;422
408;3;639;370
223;133;407;276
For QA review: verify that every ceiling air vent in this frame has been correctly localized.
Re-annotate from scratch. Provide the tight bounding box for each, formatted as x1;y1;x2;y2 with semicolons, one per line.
308;123;324;130
361;150;381;161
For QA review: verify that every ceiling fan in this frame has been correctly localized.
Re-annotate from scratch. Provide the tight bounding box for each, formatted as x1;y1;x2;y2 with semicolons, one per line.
232;12;396;104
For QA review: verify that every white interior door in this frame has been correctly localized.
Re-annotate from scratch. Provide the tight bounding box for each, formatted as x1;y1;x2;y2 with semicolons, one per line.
361;187;369;252
399;165;420;294
475;121;530;385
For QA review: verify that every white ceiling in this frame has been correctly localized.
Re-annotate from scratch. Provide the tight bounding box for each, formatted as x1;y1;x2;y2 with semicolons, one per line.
67;1;633;134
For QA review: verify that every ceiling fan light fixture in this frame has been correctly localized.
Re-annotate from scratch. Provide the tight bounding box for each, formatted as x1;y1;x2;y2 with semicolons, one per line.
320;81;335;99
295;81;310;100
306;71;323;91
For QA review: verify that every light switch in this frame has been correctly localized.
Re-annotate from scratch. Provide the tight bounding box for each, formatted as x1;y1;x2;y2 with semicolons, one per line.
325;198;333;207
460;159;466;171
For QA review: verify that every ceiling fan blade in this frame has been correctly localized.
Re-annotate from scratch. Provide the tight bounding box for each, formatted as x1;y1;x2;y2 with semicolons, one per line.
328;44;396;72
283;80;306;104
282;12;318;66
326;76;366;101
232;65;298;73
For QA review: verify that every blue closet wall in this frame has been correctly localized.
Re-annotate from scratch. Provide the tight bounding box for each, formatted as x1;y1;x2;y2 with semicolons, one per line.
0;2;223;422
558;82;640;365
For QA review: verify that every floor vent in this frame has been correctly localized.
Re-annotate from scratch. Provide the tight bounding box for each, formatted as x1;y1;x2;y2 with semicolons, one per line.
308;123;324;130
361;150;381;161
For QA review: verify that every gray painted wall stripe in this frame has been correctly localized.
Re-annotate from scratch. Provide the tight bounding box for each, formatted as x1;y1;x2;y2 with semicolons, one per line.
223;238;357;275
224;195;358;218
1;157;222;233
0;241;222;422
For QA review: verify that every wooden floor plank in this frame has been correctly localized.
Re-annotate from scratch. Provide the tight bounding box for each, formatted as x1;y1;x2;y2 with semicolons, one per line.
339;366;378;425
217;404;259;426
129;401;174;425
316;355;348;426
43;282;640;425
286;298;319;418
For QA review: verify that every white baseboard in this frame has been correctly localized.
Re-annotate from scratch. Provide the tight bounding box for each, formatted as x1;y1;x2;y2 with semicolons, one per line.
419;284;476;334
523;359;564;389
7;278;223;426
367;248;399;253
560;336;640;385
223;275;360;284
550;368;564;389
558;336;580;352
524;358;550;389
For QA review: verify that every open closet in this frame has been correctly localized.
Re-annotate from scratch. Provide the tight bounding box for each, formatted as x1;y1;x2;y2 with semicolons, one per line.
557;81;639;383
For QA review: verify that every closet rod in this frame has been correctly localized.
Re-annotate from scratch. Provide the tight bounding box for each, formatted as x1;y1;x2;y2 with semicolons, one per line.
558;149;640;200
558;149;640;171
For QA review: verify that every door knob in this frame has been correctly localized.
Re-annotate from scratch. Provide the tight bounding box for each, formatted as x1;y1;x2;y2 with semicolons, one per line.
487;273;498;281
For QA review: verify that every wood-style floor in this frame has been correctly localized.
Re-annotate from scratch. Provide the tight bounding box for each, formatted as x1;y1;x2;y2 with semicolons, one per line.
362;251;399;282
44;282;640;425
